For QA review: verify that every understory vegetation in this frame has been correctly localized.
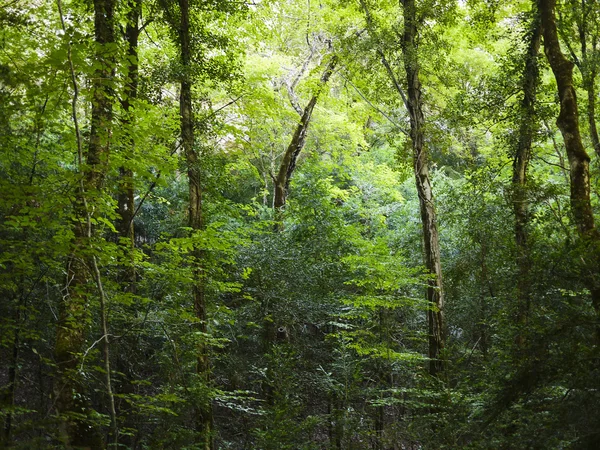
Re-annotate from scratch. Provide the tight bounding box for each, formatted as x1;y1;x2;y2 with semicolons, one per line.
1;0;600;448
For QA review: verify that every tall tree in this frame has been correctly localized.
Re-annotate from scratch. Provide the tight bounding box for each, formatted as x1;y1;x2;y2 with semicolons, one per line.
117;0;141;282
273;55;337;210
512;8;542;345
53;0;116;447
560;0;600;158
359;0;446;376
178;0;213;446
114;1;141;446
539;0;600;322
577;0;600;158
400;0;445;376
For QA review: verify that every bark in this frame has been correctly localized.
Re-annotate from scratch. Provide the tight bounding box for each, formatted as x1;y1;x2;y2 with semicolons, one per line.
478;242;490;359
273;56;337;210
114;4;141;447
586;77;600;158
178;0;213;447
512;11;542;345
118;0;140;273
54;0;115;447
577;0;600;158
539;0;600;313
401;0;445;376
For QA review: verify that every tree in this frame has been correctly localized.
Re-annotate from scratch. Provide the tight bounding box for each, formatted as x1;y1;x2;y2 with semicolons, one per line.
53;0;117;446
117;0;141;285
179;0;214;445
273;55;337;211
512;5;542;345
400;0;445;376
539;0;600;322
357;0;447;376
558;0;600;158
3;0;600;447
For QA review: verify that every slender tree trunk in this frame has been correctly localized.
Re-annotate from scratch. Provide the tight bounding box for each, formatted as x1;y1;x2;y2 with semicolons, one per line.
273;56;337;210
54;0;115;447
118;0;140;284
327;394;344;449
374;403;383;450
401;0;445;376
178;1;213;447
576;0;600;158
585;76;600;158
116;3;140;447
478;242;490;359
513;11;542;346
93;255;118;448
539;0;600;314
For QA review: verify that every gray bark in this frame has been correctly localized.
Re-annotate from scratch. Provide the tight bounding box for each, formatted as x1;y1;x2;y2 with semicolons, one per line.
401;0;445;376
273;56;337;210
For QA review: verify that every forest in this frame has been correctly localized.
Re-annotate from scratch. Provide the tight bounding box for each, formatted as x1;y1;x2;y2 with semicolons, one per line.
1;0;600;448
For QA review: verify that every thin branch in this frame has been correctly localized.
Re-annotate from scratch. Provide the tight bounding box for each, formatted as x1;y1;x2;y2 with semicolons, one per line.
358;0;409;110
284;43;319;115
212;94;244;116
542;118;570;184
91;255;118;447
285;83;304;116
126;139;181;230
338;69;409;135
379;53;409;110
139;18;153;33
79;333;116;373
533;154;570;171
126;95;243;229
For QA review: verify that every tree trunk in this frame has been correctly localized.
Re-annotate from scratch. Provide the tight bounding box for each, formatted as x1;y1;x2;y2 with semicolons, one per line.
401;0;445;376
576;0;600;158
118;0;140;283
273;56;337;210
512;10;542;345
116;2;141;447
54;0;115;447
586;77;600;158
178;1;213;448
539;0;600;314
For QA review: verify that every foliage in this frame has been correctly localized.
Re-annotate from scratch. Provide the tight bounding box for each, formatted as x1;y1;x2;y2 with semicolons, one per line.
1;0;600;448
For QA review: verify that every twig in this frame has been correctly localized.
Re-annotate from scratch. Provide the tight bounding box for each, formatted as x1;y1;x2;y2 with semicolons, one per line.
339;69;409;135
